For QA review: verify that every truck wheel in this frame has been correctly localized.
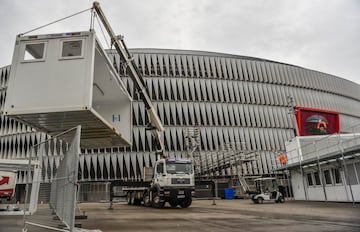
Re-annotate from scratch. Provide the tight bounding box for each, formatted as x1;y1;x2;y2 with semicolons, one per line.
133;191;141;205
179;197;192;208
278;196;285;203
126;192;132;205
133;198;141;205
152;191;165;208
169;200;178;208
143;192;151;207
257;197;264;204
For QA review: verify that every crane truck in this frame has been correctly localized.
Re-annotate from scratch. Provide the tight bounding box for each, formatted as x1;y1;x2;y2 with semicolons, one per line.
92;2;195;208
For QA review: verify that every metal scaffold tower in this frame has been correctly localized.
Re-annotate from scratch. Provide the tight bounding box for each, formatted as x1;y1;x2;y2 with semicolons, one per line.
183;127;261;194
184;127;201;176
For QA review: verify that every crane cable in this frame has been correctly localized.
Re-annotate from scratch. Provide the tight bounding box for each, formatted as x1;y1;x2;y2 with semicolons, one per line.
94;12;111;49
20;7;92;36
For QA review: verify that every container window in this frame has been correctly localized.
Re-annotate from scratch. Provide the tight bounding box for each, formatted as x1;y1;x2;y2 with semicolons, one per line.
61;40;83;58
314;171;321;185
346;163;358;185
156;162;164;174
323;169;332;185
24;43;45;61
306;173;313;186
332;168;342;184
355;162;360;183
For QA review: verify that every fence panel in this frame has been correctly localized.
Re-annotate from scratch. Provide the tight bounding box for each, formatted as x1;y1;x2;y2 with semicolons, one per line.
23;126;82;232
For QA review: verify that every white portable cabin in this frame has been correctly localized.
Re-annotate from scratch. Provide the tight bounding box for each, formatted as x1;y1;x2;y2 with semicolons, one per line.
282;134;360;202
4;31;132;148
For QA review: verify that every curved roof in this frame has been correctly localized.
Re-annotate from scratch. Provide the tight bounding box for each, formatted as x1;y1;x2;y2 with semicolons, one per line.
125;48;358;86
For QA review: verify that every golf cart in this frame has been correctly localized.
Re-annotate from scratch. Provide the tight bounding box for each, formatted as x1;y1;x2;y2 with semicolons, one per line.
251;177;285;204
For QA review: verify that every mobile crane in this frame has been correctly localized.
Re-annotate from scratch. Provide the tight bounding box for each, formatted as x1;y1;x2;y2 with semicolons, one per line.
92;2;195;208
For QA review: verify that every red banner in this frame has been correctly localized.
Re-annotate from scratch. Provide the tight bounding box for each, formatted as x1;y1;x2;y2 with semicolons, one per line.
295;107;340;136
0;188;14;197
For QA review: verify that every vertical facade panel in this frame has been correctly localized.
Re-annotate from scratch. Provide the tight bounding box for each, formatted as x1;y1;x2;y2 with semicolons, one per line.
241;60;249;81
228;104;235;126
245;60;254;81
217;80;225;102
192;56;200;77
222;104;230;126
215;57;223;79
158;54;165;76
231;59;239;80
233;80;241;102
223;80;230;102
186;55;194;77
221;58;228;79
204;56;212;78
236;60;244;81
210;57;217;79
242;82;251;104
206;80;213;102
226;58;234;80
211;80;219;102
198;56;206;78
169;55;176;76
250;61;258;82
233;104;241;126
228;81;235;102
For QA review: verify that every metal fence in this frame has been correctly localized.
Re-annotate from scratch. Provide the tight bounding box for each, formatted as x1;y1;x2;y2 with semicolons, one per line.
23;126;82;232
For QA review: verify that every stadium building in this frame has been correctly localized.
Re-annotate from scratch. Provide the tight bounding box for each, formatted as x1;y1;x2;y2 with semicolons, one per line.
1;48;360;200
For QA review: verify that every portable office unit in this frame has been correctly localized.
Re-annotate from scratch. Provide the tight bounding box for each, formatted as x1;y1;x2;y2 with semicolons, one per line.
4;31;132;148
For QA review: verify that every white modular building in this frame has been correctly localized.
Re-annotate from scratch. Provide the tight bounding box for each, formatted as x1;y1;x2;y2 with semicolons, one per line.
281;134;360;202
4;31;132;148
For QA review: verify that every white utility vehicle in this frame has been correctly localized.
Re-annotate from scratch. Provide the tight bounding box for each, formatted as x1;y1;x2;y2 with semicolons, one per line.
251;177;285;204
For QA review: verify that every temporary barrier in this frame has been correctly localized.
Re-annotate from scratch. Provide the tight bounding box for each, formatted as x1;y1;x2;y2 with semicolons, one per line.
23;126;86;232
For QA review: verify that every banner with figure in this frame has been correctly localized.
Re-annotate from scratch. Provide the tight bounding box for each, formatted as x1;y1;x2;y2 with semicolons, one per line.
295;107;340;136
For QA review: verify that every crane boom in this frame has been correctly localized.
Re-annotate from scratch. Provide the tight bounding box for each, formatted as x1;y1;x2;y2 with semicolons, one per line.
92;1;165;155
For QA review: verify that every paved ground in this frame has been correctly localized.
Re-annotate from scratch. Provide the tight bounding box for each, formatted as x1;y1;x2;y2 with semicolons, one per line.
1;199;360;232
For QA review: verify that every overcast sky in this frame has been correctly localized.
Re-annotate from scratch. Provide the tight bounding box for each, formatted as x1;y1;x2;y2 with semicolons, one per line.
1;0;359;84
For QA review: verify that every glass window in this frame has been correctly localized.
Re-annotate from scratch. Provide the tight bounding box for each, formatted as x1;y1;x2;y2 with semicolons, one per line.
323;169;332;185
61;40;82;58
307;173;313;186
24;43;45;61
346;164;358;185
314;171;321;185
156;162;164;174
166;162;192;174
332;168;342;184
355;162;360;183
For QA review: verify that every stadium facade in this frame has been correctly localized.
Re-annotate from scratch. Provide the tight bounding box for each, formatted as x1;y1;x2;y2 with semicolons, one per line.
1;49;360;197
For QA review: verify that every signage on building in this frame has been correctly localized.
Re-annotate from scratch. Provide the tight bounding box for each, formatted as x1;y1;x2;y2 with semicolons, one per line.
295;107;340;136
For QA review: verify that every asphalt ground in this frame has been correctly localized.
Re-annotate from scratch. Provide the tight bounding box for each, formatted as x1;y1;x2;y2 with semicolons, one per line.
1;199;360;232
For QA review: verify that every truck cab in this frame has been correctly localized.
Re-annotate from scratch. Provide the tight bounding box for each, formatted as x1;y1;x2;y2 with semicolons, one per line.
150;158;195;208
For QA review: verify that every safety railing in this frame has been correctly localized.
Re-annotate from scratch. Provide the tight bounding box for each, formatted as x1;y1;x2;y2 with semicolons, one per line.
286;123;360;165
